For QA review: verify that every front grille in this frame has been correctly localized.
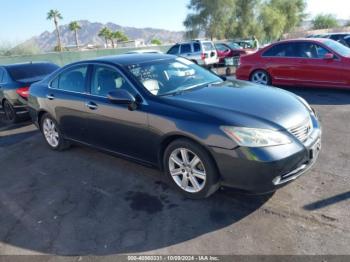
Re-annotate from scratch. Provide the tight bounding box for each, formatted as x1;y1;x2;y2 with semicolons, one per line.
288;118;313;143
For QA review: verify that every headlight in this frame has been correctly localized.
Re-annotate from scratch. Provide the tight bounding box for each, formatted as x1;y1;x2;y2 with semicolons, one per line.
221;126;292;147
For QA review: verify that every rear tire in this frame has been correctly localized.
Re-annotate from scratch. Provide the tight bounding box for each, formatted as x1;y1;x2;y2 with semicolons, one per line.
40;113;70;151
250;70;271;86
163;138;220;199
2;100;19;124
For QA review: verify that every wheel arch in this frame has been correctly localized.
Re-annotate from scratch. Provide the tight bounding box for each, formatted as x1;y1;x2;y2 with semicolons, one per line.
37;110;49;129
158;134;220;177
249;69;272;84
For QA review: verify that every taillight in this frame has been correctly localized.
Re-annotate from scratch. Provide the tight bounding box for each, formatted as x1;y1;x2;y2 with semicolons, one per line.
16;87;30;99
201;53;206;60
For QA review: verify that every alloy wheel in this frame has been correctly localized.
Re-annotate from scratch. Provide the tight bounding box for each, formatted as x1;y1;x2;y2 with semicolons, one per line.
168;148;206;193
252;71;269;85
43;118;59;148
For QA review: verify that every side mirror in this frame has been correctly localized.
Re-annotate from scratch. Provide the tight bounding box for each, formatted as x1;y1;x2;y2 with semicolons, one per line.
107;89;136;105
324;53;335;60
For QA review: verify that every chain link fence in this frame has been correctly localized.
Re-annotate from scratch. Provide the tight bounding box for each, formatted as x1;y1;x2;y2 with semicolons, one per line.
0;46;172;66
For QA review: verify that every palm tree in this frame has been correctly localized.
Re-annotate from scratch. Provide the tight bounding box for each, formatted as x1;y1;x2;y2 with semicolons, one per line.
108;31;116;48
47;9;63;52
112;31;128;47
98;27;111;48
69;21;81;49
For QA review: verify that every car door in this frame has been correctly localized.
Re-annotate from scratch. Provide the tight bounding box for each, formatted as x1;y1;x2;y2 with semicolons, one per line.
293;42;347;87
180;43;193;60
84;64;152;161
47;64;91;142
262;42;300;85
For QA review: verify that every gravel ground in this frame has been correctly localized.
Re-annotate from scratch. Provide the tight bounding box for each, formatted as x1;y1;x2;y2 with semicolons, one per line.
0;87;349;256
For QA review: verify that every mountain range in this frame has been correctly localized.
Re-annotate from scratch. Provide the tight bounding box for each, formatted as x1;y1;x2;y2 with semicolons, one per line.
20;20;184;52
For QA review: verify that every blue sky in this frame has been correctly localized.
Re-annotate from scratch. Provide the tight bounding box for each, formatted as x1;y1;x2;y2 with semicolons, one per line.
0;0;348;44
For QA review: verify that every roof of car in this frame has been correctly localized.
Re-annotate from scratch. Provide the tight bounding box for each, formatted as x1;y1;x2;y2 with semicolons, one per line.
2;61;56;68
273;38;329;44
83;53;176;66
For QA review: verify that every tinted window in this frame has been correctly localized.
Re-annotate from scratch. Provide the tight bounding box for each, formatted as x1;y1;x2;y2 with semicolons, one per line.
180;44;192;54
295;42;329;58
263;43;297;57
52;66;88;93
7;63;59;81
91;66;135;97
193;42;201;52
167;45;180;55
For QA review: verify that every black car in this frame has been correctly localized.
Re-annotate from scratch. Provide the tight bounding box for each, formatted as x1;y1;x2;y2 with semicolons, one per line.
0;62;59;123
308;33;350;47
28;54;321;198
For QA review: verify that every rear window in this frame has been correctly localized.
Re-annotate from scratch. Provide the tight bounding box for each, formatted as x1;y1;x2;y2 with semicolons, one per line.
7;63;59;81
202;42;215;51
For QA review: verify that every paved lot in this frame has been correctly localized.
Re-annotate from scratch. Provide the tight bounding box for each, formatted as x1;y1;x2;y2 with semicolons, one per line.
0;87;349;256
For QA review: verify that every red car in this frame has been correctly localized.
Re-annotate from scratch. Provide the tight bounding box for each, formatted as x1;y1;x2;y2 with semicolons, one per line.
215;42;249;64
236;38;350;88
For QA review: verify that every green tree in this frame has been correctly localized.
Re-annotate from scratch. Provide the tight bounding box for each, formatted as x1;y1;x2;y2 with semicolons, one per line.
259;2;287;41
151;39;162;45
268;0;306;33
69;21;81;48
184;0;235;40
98;27;111;48
312;14;339;30
234;0;261;39
111;31;128;48
47;9;63;52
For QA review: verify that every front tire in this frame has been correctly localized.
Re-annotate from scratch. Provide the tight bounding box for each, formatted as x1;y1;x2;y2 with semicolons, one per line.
250;70;271;85
40;114;70;151
164;139;220;199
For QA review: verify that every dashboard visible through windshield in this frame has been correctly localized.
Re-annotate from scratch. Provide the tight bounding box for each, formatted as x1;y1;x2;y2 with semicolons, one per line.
127;57;223;96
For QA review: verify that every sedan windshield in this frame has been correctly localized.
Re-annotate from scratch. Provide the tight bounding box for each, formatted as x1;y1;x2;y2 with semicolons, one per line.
127;57;223;96
323;39;350;57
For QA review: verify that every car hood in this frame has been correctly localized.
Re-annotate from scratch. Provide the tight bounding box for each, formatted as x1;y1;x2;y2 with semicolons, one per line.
164;80;310;130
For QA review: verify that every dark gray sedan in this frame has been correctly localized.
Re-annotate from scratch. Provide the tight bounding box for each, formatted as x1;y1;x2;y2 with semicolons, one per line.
28;54;321;198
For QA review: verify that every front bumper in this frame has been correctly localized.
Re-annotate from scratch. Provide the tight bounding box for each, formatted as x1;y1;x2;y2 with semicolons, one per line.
210;125;321;194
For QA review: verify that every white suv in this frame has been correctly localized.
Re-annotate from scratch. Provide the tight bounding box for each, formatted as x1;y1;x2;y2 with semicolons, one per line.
167;40;219;67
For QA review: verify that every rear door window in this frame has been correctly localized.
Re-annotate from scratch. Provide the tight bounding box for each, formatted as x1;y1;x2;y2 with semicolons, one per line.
180;44;192;54
262;43;297;57
51;66;88;93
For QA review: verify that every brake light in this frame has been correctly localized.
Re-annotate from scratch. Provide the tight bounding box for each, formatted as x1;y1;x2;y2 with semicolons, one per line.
201;53;208;60
16;87;30;99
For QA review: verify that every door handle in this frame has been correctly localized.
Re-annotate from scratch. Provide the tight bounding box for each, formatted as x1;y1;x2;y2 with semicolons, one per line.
85;101;98;110
46;94;55;100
